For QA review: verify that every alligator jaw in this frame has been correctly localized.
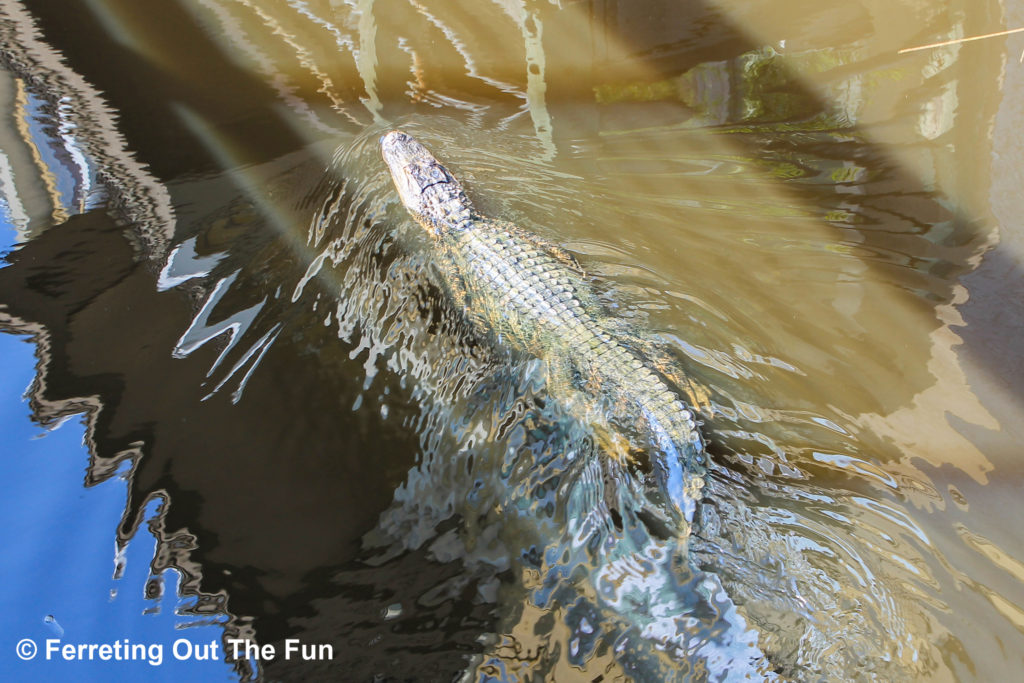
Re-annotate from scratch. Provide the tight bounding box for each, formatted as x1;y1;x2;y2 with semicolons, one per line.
380;130;462;233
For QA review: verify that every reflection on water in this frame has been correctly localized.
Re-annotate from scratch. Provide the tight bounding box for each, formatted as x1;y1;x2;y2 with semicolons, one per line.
1;0;1023;680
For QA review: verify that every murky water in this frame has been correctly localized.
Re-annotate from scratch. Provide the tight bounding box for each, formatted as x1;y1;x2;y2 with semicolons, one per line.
1;0;1023;680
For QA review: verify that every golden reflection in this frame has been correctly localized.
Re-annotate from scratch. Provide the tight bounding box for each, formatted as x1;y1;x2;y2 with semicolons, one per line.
478;599;629;680
517;4;556;159
13;77;67;225
957;523;1024;585
983;588;1024;634
189;0;364;128
226;0;354;117
858;283;1000;484
355;0;385;123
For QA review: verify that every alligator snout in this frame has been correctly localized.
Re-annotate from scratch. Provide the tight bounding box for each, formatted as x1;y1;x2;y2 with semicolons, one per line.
380;130;410;147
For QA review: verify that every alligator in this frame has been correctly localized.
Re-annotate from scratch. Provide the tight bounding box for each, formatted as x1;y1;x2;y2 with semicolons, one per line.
380;130;707;527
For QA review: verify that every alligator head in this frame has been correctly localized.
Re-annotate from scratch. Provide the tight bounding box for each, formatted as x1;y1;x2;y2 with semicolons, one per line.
380;130;467;237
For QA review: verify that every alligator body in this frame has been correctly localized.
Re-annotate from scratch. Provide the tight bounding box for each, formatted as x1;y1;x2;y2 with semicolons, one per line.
380;131;706;525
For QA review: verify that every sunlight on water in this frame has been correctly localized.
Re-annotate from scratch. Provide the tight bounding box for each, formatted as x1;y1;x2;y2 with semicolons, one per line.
1;0;1023;680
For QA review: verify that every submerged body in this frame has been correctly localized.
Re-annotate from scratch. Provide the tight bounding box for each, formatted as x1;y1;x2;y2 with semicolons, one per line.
380;130;705;524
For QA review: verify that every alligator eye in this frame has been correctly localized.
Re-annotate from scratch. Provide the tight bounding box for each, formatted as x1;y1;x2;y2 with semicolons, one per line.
425;163;448;182
412;163;451;191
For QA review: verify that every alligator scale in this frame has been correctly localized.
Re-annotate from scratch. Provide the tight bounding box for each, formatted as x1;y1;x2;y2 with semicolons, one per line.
381;131;706;525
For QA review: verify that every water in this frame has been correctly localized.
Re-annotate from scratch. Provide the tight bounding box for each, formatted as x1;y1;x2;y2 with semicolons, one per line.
0;0;1022;680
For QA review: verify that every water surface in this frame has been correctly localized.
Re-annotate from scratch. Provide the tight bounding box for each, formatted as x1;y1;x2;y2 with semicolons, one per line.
1;0;1022;680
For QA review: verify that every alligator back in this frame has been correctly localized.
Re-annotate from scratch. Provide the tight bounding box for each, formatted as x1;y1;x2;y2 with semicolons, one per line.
381;130;705;525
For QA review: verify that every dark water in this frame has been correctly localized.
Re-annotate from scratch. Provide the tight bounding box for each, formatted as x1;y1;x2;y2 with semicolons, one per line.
1;0;1023;680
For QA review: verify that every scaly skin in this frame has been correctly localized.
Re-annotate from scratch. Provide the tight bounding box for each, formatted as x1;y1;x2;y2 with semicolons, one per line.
381;130;705;524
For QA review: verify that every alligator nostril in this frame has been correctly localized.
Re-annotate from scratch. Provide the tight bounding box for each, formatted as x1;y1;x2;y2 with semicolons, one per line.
380;130;404;147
